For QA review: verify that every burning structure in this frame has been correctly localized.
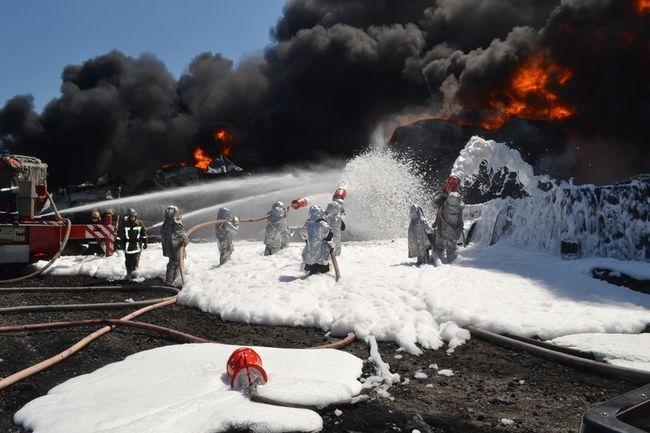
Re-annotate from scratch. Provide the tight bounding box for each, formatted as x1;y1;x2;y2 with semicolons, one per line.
144;128;245;190
0;0;648;188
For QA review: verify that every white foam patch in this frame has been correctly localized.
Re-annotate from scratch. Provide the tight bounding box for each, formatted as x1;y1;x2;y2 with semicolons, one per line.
549;333;650;371
41;240;650;358
14;344;363;433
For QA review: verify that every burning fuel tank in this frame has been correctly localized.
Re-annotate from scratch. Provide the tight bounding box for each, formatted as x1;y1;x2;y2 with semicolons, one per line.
151;154;248;189
131;152;249;193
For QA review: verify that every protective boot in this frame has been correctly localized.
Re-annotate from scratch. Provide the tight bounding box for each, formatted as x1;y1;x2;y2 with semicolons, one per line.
416;250;430;265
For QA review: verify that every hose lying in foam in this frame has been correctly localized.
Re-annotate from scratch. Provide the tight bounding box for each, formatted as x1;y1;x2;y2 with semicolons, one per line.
467;326;650;384
0;287;356;392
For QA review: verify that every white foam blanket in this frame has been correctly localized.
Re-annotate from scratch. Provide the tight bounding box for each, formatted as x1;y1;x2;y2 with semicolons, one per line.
15;343;363;433
550;333;650;371
42;240;650;359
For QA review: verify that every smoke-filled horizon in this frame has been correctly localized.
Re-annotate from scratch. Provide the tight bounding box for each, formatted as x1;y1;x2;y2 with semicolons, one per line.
0;0;648;187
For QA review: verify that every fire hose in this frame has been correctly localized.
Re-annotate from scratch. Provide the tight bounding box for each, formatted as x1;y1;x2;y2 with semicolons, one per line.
0;318;211;344
467;326;650;384
0;285;178;314
178;204;296;284
1;208;354;393
0;195;356;393
0;297;176;391
330;250;341;282
0;289;356;393
179;201;342;284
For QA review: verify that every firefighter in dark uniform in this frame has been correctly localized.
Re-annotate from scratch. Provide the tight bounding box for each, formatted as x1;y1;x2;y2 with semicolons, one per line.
116;208;147;278
0;151;21;224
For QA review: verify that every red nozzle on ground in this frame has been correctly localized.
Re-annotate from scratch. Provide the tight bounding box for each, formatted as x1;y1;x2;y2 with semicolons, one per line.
226;347;268;389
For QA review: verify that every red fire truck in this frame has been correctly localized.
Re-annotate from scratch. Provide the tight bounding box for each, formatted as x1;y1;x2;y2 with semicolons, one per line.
0;155;115;266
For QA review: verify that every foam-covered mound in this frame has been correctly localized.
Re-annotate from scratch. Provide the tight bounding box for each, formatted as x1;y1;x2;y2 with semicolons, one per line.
455;137;649;261
15;344;363;433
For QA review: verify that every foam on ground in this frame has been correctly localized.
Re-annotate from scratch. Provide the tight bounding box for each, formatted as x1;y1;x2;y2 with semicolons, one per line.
549;333;650;371
14;343;363;433
41;240;650;361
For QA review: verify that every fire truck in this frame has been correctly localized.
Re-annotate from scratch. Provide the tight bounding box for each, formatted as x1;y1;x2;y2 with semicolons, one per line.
0;155;115;266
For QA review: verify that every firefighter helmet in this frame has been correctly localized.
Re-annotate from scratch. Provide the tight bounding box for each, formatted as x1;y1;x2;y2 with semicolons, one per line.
126;208;137;219
217;207;231;220
165;206;178;219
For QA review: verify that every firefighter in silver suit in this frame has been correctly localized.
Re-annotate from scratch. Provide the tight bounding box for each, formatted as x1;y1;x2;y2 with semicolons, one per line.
301;205;333;275
408;203;434;265
161;206;188;286
215;207;239;265
433;192;464;263
325;199;345;256
264;201;290;255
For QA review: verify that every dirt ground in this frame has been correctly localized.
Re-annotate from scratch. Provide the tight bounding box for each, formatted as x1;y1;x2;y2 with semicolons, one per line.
0;276;638;433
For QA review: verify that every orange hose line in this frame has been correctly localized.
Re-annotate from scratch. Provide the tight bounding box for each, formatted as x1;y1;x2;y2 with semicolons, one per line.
0;297;176;392
0;318;211;344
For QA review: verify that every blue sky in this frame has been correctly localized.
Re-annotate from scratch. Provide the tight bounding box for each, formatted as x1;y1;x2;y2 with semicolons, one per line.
0;0;286;111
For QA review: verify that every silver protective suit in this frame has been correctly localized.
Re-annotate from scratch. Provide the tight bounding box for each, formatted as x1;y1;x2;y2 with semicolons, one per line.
264;201;290;255
301;205;332;266
215;207;239;265
434;192;464;263
325;200;345;256
408;204;434;264
161;206;189;286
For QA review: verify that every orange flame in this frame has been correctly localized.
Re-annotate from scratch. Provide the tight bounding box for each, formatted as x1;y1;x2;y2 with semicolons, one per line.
213;129;229;141
212;128;236;157
193;147;213;170
635;0;650;14
481;53;574;130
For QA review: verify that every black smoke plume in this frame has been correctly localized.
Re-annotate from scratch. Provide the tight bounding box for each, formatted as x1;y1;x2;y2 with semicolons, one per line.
0;0;647;188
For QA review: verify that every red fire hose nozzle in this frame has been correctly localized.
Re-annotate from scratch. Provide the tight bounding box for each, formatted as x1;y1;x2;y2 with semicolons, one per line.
226;347;268;389
442;175;461;194
333;187;347;201
290;197;308;210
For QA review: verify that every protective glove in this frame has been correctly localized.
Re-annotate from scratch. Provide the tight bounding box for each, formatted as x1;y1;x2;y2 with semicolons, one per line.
142;241;148;250
231;216;239;225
